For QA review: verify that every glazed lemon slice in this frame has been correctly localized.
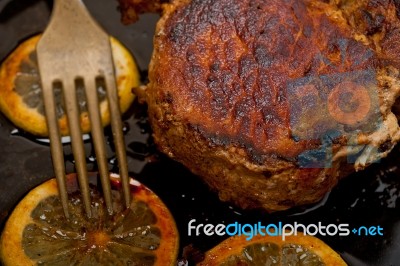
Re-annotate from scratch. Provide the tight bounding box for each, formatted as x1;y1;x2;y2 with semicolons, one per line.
198;232;347;265
0;173;179;265
0;34;140;136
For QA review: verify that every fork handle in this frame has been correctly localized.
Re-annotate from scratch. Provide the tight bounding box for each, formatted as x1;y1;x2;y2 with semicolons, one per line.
49;0;103;42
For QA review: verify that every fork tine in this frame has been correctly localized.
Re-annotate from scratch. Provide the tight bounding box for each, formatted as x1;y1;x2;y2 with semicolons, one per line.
42;82;70;219
104;74;131;208
37;0;131;217
63;79;92;217
85;78;113;215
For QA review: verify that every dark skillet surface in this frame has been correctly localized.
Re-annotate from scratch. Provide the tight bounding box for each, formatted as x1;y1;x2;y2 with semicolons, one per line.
0;1;400;265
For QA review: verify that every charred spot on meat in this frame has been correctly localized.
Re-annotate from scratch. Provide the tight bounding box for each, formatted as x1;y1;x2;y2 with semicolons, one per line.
119;0;400;211
118;0;168;24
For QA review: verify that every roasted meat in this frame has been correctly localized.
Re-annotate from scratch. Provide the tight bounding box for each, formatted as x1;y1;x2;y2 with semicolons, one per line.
118;0;167;24
119;0;400;211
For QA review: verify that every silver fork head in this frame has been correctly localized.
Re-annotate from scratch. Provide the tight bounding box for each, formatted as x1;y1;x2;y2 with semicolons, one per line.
36;0;130;218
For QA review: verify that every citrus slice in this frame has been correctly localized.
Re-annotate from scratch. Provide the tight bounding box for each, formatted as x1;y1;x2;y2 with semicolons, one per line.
0;34;140;136
0;173;179;265
198;231;347;265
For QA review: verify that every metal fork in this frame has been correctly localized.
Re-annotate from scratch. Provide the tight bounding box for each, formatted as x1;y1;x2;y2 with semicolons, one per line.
36;0;131;218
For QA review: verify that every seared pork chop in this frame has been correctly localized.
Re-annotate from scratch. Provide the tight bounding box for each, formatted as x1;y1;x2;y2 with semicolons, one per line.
119;0;400;211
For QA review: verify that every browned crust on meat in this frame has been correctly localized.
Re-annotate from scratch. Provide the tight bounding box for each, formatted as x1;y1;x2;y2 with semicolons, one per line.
117;0;167;24
148;0;381;161
149;107;351;210
332;0;400;65
128;0;400;211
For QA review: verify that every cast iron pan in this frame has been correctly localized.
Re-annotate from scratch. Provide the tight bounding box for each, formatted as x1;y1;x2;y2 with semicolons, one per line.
1;1;400;265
